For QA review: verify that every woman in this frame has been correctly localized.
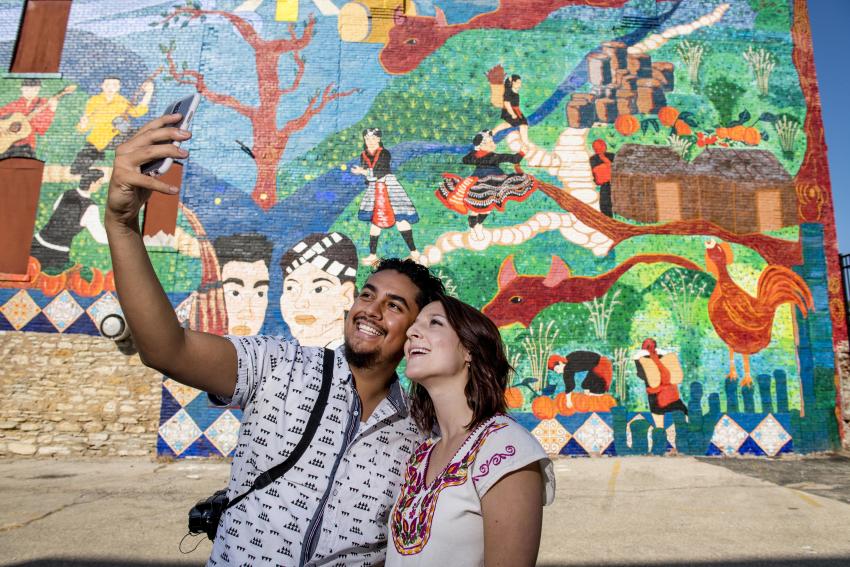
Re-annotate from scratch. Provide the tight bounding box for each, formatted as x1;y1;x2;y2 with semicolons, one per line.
387;294;555;567
491;74;530;150
351;127;420;266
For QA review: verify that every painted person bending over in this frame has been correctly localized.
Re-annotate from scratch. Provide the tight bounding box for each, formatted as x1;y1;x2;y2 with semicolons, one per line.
386;294;555;567
104;113;446;566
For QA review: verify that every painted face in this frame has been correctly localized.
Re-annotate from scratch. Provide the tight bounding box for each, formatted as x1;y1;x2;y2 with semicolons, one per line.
101;79;121;97
404;301;470;383
281;262;355;347
512;78;522;92
221;259;270;336
344;269;420;368
21;85;40;100
363;133;381;153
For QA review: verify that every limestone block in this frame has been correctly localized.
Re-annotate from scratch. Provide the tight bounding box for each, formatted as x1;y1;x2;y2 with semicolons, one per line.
8;442;37;455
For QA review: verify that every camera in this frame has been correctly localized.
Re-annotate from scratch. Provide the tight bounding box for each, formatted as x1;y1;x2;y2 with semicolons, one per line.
188;489;229;540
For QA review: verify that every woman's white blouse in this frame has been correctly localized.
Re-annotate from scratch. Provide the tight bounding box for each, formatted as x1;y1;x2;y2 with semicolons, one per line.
385;414;555;566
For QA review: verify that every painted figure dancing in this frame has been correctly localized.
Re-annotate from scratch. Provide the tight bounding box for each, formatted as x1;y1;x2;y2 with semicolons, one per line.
436;130;537;239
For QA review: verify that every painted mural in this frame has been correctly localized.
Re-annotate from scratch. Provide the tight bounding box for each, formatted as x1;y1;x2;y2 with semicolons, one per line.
0;0;845;459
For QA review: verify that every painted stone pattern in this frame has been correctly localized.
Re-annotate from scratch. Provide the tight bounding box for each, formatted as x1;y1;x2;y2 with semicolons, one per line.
0;0;846;458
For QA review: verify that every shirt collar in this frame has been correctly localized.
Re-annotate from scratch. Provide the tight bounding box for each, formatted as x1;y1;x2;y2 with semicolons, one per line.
336;346;410;419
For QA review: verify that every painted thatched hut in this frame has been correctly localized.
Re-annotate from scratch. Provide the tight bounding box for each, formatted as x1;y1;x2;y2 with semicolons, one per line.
611;145;798;233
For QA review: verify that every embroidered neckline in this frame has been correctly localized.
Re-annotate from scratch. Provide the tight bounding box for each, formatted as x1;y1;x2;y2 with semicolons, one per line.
391;415;508;555
422;415;496;488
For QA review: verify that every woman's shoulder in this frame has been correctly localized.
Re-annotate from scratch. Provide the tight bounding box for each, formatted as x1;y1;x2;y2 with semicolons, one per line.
471;414;555;502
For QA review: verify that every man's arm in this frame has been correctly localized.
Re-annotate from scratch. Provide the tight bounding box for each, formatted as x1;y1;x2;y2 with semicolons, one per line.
105;113;236;398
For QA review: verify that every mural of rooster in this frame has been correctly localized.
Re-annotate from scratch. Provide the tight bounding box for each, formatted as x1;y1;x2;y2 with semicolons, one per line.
704;239;814;387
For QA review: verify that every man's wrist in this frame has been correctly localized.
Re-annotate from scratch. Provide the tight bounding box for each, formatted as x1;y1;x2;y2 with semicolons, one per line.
105;211;141;236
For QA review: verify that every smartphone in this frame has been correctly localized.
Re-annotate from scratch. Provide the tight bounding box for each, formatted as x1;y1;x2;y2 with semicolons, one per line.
140;93;200;177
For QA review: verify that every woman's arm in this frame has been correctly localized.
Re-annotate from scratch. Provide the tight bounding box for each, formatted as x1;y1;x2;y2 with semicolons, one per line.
481;463;545;567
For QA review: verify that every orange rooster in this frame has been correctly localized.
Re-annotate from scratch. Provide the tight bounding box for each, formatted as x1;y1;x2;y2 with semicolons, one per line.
704;239;814;387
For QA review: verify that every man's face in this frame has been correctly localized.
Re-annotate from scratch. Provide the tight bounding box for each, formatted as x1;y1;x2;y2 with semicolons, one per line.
221;260;270;336
281;262;355;347
21;85;40;100
479;133;496;153
344;269;420;369
101;79;121;96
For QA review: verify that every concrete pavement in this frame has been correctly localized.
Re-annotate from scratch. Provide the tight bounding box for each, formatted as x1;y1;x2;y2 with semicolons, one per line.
1;455;850;566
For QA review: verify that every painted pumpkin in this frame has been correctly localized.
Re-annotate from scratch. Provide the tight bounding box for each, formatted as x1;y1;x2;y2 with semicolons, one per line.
743;127;761;145
0;257;41;289
103;271;116;292
658;106;680;127
555;392;576;416
531;395;558;420
614;114;639;136
38;272;67;297
504;387;524;409
674;119;692;136
68;268;105;297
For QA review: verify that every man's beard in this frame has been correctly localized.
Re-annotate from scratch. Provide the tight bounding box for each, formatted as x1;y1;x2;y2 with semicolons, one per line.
343;337;381;369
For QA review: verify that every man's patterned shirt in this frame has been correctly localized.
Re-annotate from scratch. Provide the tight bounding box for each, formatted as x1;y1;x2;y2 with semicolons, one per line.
208;336;422;567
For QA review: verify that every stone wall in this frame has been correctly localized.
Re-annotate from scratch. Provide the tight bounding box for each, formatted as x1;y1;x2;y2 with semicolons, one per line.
0;332;160;457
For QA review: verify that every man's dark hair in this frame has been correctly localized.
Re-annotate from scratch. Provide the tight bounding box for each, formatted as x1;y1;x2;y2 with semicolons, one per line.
79;169;105;191
372;258;445;309
213;233;274;269
409;293;510;434
21;78;41;87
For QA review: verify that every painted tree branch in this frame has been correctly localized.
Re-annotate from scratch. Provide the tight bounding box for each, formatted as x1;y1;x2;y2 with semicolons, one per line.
279;84;360;140
164;50;255;118
538;181;802;267
160;7;360;209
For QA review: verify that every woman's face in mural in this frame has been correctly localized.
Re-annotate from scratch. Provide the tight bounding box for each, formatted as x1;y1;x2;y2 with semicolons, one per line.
221;259;270;336
512;78;522;92
363;133;381;153
281;262;355;347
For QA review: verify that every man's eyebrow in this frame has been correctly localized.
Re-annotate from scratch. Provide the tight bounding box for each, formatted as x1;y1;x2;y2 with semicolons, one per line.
222;278;245;286
387;293;410;310
311;277;335;285
254;280;270;288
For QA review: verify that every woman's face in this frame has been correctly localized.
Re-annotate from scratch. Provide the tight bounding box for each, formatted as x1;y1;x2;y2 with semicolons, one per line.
512;78;522;92
364;133;381;152
404;301;470;382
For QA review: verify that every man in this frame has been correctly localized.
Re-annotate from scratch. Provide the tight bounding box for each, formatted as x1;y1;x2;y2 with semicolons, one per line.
280;232;358;348
0;78;59;159
213;233;274;336
30;169;109;273
105;114;445;566
72;76;153;174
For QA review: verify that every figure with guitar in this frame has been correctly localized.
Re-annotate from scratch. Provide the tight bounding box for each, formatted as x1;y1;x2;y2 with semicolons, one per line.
71;76;154;174
0;79;75;159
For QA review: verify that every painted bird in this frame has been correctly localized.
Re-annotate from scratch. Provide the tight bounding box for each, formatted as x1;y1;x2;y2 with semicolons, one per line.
704;239;814;387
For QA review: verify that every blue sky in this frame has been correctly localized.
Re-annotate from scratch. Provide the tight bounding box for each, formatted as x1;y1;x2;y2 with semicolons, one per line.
810;0;849;253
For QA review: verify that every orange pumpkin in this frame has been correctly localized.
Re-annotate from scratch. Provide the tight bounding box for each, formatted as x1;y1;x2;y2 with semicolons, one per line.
729;125;746;141
38;272;67;297
658;106;680;127
555;392;576;416
614;114;639;136
743;127;761;145
531;396;558;420
674;119;692;136
68;268;105;297
504;387;525;409
716;127;729;138
103;271;116;292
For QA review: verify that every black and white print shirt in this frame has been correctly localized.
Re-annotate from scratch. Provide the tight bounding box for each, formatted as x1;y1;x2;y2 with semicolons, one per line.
208;336;422;567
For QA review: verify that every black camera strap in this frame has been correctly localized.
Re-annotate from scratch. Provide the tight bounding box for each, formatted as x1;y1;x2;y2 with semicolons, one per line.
226;347;335;512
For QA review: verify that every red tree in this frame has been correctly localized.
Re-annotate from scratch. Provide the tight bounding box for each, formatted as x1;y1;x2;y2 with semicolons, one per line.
161;7;358;210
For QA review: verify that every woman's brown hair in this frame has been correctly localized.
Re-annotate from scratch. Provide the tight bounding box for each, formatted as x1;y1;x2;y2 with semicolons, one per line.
409;294;511;434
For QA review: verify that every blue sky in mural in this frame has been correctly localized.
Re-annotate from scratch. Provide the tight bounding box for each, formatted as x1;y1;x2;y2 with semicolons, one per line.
810;0;849;253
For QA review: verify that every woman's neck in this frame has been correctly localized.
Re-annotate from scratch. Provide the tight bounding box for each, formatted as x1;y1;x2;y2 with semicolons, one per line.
425;377;474;441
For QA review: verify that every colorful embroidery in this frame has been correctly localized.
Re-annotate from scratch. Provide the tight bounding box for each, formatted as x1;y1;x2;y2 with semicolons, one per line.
472;444;516;484
391;419;508;555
